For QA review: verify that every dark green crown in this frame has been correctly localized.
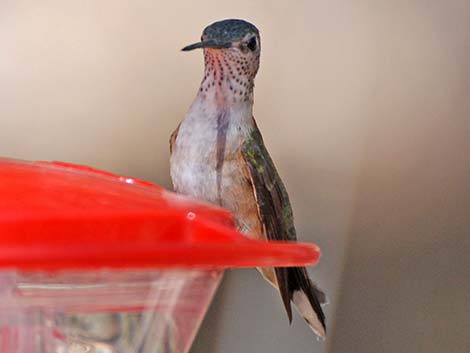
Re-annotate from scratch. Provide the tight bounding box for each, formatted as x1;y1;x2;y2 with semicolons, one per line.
202;19;259;43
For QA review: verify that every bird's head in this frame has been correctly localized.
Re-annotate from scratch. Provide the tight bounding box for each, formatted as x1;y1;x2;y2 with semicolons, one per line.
183;19;261;91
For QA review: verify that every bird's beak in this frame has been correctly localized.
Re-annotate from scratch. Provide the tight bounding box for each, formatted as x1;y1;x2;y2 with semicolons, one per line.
181;39;232;51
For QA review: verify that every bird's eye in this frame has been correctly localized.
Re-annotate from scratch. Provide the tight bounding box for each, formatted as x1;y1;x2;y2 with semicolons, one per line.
247;37;257;51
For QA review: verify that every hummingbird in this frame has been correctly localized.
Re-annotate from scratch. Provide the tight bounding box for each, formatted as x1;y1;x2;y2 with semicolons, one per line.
169;19;327;337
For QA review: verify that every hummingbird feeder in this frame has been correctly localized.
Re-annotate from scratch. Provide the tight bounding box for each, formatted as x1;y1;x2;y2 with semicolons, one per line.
0;158;320;353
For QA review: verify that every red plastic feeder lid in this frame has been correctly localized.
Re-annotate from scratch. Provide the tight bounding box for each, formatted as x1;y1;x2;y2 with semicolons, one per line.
0;158;320;270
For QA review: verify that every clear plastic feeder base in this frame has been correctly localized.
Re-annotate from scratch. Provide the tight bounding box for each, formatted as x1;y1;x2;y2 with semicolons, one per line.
0;270;222;353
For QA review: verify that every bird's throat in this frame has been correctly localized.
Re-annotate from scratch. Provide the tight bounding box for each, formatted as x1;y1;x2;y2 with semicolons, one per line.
198;50;256;107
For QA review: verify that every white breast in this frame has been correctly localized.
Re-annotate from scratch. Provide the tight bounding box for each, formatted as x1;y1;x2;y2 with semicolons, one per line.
170;93;253;205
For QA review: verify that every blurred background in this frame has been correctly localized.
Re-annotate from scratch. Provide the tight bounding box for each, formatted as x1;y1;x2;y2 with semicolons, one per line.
1;1;469;352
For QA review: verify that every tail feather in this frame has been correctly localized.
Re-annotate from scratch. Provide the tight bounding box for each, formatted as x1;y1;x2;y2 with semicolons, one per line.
275;267;327;337
311;280;328;305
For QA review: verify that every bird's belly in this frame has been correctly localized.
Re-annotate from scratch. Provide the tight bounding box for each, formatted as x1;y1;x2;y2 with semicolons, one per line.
170;103;263;238
170;107;220;203
171;145;243;206
171;147;263;237
171;157;219;204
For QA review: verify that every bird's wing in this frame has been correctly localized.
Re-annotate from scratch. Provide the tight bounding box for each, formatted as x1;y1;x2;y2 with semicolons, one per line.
169;123;181;154
241;120;298;321
241;121;326;335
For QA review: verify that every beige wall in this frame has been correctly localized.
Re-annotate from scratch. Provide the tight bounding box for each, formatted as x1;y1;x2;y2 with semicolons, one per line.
1;1;469;352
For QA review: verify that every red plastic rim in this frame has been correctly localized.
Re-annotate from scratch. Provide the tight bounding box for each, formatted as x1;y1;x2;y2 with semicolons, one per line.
0;158;320;270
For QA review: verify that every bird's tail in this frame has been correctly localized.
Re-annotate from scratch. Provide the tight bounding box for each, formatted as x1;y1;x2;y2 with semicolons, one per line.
279;267;327;337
